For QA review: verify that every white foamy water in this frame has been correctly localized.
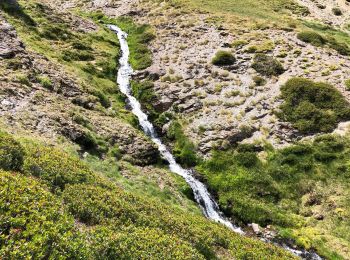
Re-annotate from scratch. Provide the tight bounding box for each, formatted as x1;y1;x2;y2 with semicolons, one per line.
109;24;243;233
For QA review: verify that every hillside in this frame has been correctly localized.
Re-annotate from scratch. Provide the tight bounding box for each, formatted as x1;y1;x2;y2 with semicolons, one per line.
1;0;350;259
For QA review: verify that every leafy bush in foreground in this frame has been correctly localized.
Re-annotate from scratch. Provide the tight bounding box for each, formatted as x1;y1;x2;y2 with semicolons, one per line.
23;144;96;191
0;132;25;171
279;78;350;133
0;171;89;259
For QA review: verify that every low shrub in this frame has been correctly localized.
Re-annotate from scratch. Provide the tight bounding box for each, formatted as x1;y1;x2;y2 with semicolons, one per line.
23;144;96;190
345;79;350;90
252;76;267;86
40;24;72;41
251;53;284;76
297;31;350;56
332;7;342;16
37;75;53;90
279;78;350;133
92;90;111;108
297;31;326;46
212;51;236;66
327;37;350;56
0;132;25;171
131;80;159;121
62;50;94;62
0;171;89;259
74;131;109;156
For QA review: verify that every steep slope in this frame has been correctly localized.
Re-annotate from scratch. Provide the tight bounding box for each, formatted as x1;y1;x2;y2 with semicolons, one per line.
0;131;296;259
1;0;350;259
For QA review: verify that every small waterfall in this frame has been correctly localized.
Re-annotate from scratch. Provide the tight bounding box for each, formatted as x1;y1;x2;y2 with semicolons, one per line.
108;24;243;234
109;24;323;260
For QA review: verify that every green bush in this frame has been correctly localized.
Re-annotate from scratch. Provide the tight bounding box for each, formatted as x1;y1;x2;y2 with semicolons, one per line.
167;121;198;167
332;7;342;16
212;50;236;66
252;76;267;86
37;76;53;90
297;31;326;46
0;171;89;259
0;132;25;171
40;24;72;41
297;31;350;56
62;50;95;62
327;37;350;56
251;53;284;76
90;227;203;260
131;80;159;121
23;144;96;190
279;78;350;133
93;90;111;108
345;79;350;90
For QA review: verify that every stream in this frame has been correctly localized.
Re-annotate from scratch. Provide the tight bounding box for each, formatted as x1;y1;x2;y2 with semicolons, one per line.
109;24;322;260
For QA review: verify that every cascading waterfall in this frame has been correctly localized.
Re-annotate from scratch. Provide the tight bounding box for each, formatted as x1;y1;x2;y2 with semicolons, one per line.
109;24;243;234
109;24;322;260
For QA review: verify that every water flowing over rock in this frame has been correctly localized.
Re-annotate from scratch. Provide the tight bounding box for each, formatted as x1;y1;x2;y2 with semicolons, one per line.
109;23;324;260
109;24;243;234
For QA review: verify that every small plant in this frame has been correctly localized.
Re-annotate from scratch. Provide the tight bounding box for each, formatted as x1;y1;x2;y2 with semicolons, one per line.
15;73;31;86
37;76;53;90
251;54;284;76
0;131;25;171
332;7;342;16
252;76;267;86
92;90;111;108
345;79;350;91
212;51;236;66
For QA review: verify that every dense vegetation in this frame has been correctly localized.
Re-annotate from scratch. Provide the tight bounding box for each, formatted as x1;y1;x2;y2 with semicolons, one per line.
167;121;198;167
279;78;350;133
198;135;350;259
131;80;160;122
0;131;295;259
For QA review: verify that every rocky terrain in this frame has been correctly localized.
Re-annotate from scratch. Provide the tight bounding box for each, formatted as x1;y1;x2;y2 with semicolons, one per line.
1;0;350;259
0;9;158;165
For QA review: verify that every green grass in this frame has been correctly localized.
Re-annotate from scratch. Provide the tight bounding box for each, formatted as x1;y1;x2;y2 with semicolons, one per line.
0;130;296;259
154;0;308;28
301;21;350;56
197;135;350;259
167;121;198;167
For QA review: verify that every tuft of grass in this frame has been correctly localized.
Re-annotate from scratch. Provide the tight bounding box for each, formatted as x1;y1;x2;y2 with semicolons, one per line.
345;79;350;91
